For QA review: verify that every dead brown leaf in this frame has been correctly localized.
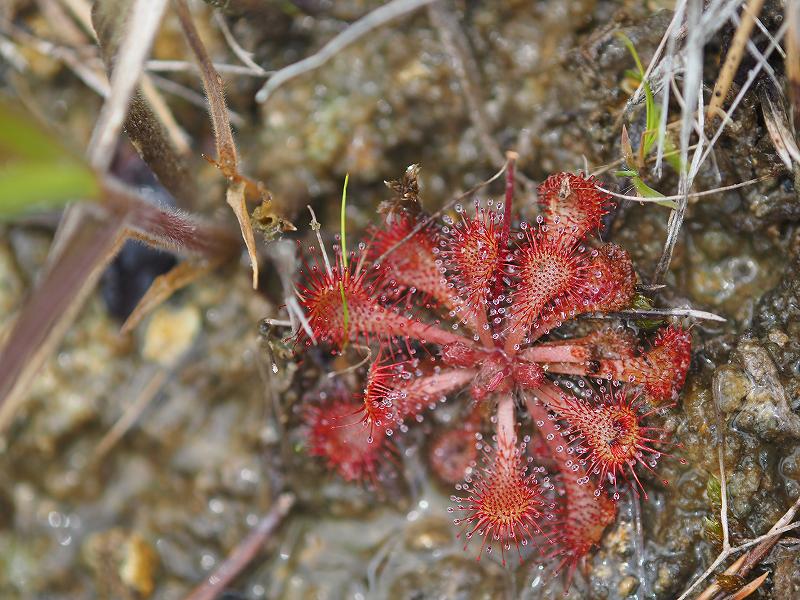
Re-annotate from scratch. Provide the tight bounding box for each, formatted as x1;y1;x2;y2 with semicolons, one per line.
120;259;222;335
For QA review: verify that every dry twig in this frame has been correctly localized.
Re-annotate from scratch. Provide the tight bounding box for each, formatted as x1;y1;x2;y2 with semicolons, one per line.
255;0;438;103
427;1;503;168
92;367;170;461
146;59;268;77
759;82;800;169
184;493;295;600
146;72;246;127
120;260;221;334
707;0;766;119
213;11;268;76
87;0;168;172
786;1;800;125
173;0;257;287
595;175;770;203
679;498;800;600
651;0;703;285
592;307;726;323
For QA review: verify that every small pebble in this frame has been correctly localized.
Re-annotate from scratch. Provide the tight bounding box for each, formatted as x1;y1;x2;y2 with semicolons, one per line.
141;305;201;366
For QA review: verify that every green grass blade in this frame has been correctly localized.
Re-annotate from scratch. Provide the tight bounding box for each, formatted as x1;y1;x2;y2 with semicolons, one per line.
338;173;350;343
340;172;349;269
0;101;99;219
0;162;99;219
616;32;645;77
617;33;660;158
631;175;677;209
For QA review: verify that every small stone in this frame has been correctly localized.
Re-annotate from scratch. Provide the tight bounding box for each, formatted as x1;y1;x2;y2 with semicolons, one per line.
734;340;800;441
404;518;452;551
141;304;201;366
712;365;751;414
121;534;159;598
768;328;790;347
617;576;639;597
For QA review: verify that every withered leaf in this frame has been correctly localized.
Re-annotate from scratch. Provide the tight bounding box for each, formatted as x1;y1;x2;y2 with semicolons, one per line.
379;163;422;221
120;259;223;335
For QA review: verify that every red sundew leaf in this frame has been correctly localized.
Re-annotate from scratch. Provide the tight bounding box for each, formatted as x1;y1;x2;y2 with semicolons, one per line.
523;391;618;589
509;227;588;333
358;358;404;437
306;400;388;484
450;440;554;567
537;172;612;241
367;214;456;310
581;243;637;313
548;485;617;590
599;325;692;404
544;386;672;500
511;242;637;348
391;366;475;422
443;206;504;319
296;256;469;350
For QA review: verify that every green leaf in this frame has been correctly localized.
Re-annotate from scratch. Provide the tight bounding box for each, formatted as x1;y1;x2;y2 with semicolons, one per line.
615;167;677;210
632;177;678;210
616;32;645;77
642;82;659;156
0;162;98;218
630;176;663;197
617;33;660;159
0;101;99;219
631;176;678;209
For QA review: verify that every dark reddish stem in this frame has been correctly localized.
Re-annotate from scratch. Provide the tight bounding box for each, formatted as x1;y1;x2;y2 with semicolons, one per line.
185;493;294;600
502;152;516;239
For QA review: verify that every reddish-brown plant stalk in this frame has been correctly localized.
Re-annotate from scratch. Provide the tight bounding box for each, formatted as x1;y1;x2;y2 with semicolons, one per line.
295;166;692;588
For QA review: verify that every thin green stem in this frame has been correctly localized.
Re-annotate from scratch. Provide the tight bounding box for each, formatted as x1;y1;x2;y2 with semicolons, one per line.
339;173;350;343
340;172;349;269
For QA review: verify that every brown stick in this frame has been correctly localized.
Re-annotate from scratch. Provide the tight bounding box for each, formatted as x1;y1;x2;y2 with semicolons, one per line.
787;1;800;125
172;0;237;175
707;0;766;119
183;493;295;600
428;1;503;167
173;0;262;288
0;207;126;430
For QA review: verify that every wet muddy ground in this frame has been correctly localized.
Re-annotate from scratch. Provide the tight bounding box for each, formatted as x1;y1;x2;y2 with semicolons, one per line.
1;0;800;598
